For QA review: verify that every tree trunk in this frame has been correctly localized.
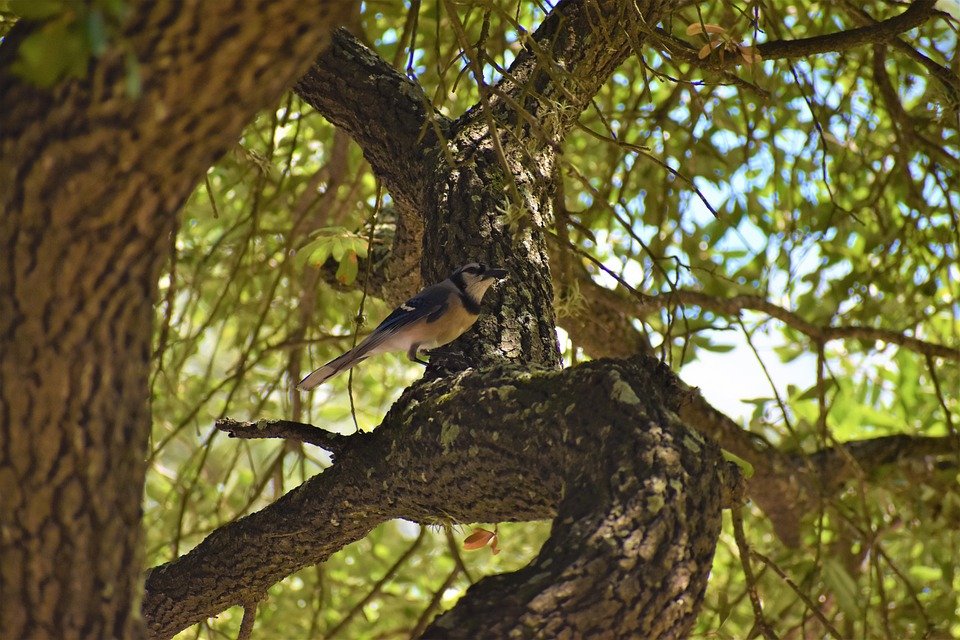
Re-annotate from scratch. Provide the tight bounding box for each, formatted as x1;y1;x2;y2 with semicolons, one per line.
0;2;352;637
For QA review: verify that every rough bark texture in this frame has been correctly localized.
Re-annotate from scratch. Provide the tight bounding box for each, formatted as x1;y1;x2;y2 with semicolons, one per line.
422;0;667;372
425;360;729;639
143;0;739;637
143;357;739;639
294;0;951;547
0;2;353;638
3;0;950;637
295;31;448;303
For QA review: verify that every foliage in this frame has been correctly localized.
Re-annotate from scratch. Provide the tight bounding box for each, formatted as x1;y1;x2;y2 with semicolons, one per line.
3;0;138;90
134;0;960;637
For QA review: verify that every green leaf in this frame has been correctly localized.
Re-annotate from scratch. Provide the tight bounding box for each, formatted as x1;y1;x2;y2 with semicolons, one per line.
822;559;860;621
336;251;359;285
907;564;941;582
721;449;754;478
697;341;735;353
11;17;92;86
10;0;64;20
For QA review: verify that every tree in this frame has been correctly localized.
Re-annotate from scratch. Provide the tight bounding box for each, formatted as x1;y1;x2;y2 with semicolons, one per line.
1;0;956;639
0;1;354;637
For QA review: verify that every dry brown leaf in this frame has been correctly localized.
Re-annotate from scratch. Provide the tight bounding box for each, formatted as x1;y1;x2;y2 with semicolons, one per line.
463;528;495;550
685;23;728;36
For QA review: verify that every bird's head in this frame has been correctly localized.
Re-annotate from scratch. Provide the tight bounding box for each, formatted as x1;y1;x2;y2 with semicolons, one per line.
450;262;508;303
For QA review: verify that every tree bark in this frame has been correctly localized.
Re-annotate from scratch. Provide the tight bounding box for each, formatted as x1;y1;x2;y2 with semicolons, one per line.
143;357;740;639
142;1;746;637
0;2;353;638
294;0;953;548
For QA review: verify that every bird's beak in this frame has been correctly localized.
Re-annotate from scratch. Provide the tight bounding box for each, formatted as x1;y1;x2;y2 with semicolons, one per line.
485;267;508;279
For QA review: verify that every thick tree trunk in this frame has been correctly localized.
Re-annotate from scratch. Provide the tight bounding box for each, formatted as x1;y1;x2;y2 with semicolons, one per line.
0;2;352;637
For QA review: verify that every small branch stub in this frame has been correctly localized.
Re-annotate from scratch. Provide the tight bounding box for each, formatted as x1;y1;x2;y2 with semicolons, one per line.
215;418;355;457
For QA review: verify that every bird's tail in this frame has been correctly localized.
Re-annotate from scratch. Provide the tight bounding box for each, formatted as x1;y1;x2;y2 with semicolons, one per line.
296;348;369;390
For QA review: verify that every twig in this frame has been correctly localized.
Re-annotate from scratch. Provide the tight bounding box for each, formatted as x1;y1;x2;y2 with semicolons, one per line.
444;524;476;584
326;528;428;639
731;506;779;640
347;183;383;434
410;565;462;638
751;549;844;638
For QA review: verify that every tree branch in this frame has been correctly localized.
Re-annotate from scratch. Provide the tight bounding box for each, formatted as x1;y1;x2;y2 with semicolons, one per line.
651;290;958;362
810;433;960;487
567;266;958;362
552;262;957;545
757;0;938;61
841;0;959;105
143;357;736;639
294;29;446;217
294;29;446;302
652;0;939;67
216;418;356;458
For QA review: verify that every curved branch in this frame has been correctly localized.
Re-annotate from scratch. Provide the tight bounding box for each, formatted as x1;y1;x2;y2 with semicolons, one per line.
656;289;958;362
426;370;733;638
555;265;957;544
294;29;447;301
570;269;957;362
756;0;938;61
652;0;939;67
143;357;736;639
810;433;960;487
842;0;959;105
294;29;447;217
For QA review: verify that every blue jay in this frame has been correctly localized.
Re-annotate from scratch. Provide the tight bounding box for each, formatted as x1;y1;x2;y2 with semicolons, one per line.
297;262;508;390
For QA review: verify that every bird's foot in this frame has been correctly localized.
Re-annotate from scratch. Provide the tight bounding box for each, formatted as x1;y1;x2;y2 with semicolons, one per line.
423;348;472;375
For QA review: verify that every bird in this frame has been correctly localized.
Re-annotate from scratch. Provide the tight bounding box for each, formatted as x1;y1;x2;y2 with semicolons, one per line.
297;262;508;390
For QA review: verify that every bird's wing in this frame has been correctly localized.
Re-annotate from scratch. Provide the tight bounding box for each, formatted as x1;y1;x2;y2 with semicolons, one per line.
352;281;451;357
296;282;453;390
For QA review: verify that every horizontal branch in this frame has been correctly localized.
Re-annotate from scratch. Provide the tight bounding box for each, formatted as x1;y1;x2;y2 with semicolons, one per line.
143;357;736;639
653;0;938;67
569;267;957;362
757;0;937;61
216;418;356;457
655;289;958;362
810;433;960;487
